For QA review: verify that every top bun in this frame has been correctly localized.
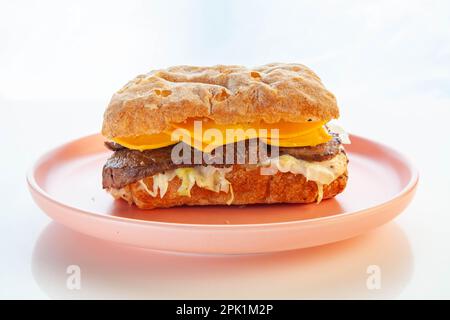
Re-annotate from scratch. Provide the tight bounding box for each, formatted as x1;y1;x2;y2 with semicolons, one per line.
102;63;339;139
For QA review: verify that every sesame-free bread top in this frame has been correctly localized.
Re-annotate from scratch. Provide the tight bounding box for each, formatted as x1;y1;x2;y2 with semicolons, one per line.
102;63;339;139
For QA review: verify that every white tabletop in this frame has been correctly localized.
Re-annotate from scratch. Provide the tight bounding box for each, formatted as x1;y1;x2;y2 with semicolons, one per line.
1;1;449;299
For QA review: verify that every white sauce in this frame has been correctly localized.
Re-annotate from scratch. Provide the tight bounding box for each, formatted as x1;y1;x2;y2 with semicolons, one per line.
137;153;347;204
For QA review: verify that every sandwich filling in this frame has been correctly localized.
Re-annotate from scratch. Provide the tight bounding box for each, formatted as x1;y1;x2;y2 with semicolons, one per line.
101;64;348;206
103;127;349;203
103;135;345;189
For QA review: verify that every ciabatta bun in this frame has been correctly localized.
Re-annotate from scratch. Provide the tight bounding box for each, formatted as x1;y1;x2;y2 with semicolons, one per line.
102;63;339;139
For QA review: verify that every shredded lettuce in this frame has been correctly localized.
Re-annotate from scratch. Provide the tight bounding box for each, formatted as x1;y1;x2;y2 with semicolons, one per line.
138;166;233;203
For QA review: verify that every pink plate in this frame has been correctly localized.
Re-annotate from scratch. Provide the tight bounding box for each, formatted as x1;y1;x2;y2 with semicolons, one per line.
27;134;418;254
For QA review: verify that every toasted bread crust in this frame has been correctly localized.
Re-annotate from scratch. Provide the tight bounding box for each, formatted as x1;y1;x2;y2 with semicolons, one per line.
108;166;348;209
102;63;339;139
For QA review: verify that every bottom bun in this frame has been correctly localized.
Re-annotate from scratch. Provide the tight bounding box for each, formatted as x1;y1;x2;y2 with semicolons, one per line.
108;165;348;209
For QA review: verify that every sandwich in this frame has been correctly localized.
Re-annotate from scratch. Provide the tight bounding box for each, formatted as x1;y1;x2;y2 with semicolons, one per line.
101;63;349;209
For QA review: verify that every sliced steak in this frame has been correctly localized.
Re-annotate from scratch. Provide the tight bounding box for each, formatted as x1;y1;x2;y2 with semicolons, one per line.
102;137;342;189
279;137;341;162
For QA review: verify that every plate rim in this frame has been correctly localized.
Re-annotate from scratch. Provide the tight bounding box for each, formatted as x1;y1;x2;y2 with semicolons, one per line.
27;133;419;230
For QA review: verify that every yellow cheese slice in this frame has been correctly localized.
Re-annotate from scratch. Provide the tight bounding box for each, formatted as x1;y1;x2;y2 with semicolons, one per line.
171;117;325;139
264;126;332;147
111;118;332;151
113;132;175;151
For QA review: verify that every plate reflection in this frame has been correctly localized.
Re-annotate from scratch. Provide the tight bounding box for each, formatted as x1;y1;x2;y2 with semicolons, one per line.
32;222;413;299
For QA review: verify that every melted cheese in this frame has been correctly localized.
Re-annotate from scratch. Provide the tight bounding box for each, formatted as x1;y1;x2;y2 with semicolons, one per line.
112;118;332;152
113;132;174;151
260;153;347;203
261;153;347;185
171;118;326;139
264;126;332;147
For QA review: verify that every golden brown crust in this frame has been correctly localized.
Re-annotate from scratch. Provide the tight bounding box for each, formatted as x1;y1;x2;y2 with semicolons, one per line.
108;166;348;209
102;63;339;139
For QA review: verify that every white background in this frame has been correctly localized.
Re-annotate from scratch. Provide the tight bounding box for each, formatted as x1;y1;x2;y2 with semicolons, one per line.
1;0;449;299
